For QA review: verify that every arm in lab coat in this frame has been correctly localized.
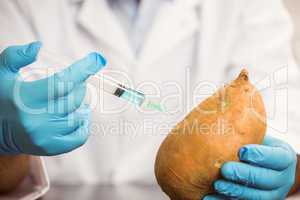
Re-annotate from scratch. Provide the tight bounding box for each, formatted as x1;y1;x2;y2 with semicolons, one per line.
226;0;300;196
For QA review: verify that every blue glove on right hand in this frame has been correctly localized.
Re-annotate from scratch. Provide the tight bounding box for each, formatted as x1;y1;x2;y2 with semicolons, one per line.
0;42;106;156
204;135;297;200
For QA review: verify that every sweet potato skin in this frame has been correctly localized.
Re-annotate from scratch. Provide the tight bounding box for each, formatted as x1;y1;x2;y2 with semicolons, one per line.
155;70;266;200
0;155;30;193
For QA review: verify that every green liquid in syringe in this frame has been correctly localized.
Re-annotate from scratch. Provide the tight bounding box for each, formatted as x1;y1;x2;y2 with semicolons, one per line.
142;100;165;112
116;87;166;112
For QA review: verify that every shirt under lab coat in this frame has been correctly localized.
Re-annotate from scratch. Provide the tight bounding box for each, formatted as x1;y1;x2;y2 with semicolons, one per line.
0;0;299;188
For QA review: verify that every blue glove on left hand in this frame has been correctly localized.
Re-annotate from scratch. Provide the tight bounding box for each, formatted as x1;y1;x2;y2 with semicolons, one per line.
0;42;106;156
204;135;297;200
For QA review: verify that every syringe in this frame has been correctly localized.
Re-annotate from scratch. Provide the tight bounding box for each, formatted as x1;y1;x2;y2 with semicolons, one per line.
36;49;166;112
100;75;165;112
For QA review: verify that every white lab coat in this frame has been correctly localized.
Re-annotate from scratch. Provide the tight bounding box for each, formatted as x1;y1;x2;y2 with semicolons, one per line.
0;0;299;186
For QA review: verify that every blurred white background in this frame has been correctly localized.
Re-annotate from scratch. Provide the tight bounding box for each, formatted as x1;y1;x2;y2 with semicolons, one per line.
285;0;300;62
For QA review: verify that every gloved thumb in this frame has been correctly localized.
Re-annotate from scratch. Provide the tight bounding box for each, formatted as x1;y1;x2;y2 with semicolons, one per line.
0;41;42;73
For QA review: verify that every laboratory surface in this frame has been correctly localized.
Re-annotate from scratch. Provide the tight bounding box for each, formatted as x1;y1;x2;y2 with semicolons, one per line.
41;184;300;200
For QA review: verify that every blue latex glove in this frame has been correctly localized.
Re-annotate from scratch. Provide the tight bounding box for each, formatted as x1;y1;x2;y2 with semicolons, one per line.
0;42;106;156
204;135;297;200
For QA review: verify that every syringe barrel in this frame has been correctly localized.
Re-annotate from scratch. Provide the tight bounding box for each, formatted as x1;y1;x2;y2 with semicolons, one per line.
100;75;145;106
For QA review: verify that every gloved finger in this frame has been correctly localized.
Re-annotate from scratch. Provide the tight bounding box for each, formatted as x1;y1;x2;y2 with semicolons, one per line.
43;119;90;156
27;52;106;101
51;83;86;116
34;105;90;156
214;180;279;200
0;42;41;72
239;144;295;170
203;194;227;200
45;103;90;135
221;162;286;189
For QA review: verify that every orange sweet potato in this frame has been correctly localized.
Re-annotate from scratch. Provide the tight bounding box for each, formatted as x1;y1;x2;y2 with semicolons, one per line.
155;69;266;200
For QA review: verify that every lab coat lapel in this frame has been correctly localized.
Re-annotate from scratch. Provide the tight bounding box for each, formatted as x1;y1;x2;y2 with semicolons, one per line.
139;0;201;65
76;0;135;60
